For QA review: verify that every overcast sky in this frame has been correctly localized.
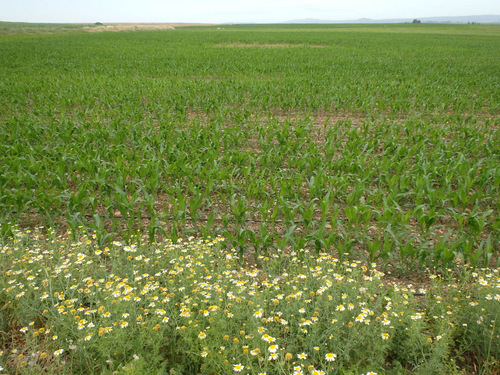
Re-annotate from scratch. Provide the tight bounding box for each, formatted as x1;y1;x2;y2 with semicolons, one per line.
1;0;500;24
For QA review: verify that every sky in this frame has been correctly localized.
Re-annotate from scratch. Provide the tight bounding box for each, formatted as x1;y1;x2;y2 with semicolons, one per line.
1;0;500;24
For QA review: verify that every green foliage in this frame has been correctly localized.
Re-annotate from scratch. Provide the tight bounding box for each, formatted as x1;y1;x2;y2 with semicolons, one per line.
0;24;498;274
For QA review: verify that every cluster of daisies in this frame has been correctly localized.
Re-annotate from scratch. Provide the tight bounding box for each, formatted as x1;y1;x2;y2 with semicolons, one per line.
0;228;498;374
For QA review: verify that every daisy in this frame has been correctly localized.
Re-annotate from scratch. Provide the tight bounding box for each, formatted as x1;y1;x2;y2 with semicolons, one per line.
250;348;261;356
269;353;278;361
262;334;276;343
325;352;337;361
268;344;278;353
233;363;244;372
254;309;264;318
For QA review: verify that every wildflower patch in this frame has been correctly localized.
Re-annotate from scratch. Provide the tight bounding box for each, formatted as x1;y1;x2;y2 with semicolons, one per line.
0;231;498;374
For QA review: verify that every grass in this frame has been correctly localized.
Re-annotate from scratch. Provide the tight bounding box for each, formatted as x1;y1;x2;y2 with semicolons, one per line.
0;23;499;373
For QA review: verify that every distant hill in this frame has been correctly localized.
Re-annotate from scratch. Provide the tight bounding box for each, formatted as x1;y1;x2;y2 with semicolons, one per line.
285;15;500;24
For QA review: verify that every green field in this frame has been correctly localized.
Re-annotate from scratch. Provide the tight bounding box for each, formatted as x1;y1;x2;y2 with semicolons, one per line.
1;23;498;270
0;23;499;374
